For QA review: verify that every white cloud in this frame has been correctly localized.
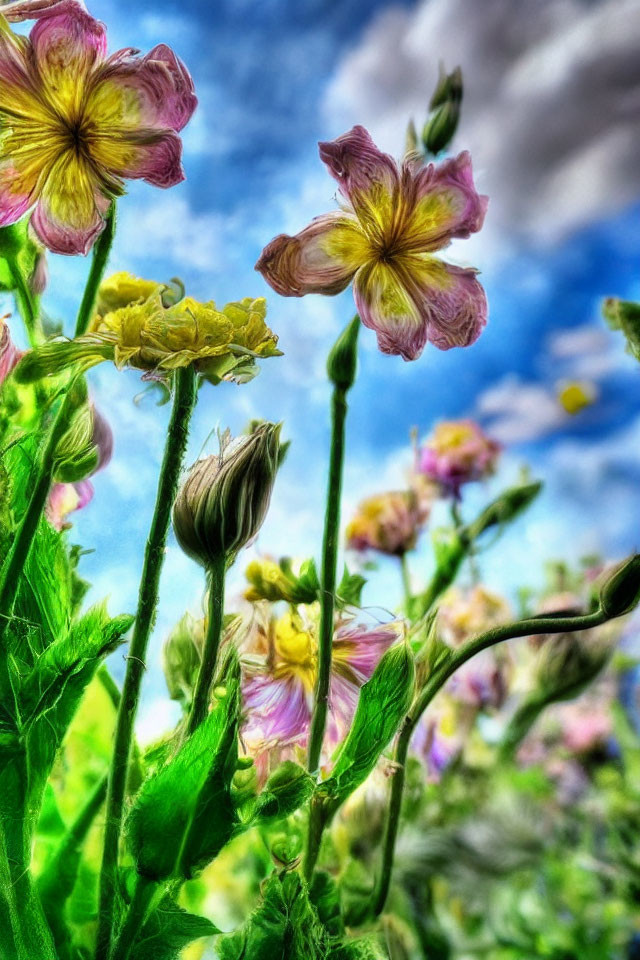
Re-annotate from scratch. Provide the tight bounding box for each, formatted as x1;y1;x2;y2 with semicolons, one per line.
476;376;567;444
324;0;640;253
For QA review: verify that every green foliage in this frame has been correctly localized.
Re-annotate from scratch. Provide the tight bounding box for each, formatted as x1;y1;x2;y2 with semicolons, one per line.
216;871;330;960
129;896;218;960
250;760;314;825
322;643;415;806
127;656;241;880
336;565;367;608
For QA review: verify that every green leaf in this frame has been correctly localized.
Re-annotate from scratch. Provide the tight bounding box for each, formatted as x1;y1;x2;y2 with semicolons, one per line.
20;604;133;727
129;896;218;960
329;937;388;960
309;870;343;939
216;872;330;960
127;656;241;881
336;565;367;609
250;760;313;825
322;643;415;806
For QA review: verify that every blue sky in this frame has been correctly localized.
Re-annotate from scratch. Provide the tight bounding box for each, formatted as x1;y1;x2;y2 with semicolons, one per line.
8;0;640;739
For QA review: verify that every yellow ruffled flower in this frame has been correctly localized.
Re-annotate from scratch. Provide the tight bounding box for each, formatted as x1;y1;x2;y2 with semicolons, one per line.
15;272;282;385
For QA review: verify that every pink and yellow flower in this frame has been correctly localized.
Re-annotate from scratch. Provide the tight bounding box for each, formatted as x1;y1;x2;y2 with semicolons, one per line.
0;0;196;254
345;487;432;557
256;125;487;361
416;419;500;498
241;605;401;763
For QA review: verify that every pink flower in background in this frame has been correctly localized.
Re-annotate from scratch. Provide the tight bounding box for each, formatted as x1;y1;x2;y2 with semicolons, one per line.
0;0;196;254
416;419;500;498
256;125;488;361
241;606;400;766
0;317;21;382
345;487;433;557
46;403;113;529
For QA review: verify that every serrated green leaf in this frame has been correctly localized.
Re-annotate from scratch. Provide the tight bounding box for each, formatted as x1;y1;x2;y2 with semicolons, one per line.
216;872;329;960
127;656;241;881
129;896;218;960
322;643;415;806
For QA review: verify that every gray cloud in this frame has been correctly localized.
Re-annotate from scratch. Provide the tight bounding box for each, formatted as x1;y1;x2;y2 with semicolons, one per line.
325;0;640;251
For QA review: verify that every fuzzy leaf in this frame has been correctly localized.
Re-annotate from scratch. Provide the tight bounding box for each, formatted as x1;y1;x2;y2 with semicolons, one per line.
130;896;218;960
322;643;415;806
216;872;329;960
127;656;241;881
251;761;314;825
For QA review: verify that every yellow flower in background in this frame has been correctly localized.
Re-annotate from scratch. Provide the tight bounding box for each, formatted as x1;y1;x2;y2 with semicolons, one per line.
557;380;596;416
14;272;281;385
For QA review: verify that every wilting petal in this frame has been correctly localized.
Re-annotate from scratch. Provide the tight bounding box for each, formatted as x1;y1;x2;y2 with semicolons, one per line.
404;151;488;252
31;150;109;254
0;0;87;22
30;8;106;118
319;125;400;241
242;673;310;747
256;212;367;297
354;255;487;360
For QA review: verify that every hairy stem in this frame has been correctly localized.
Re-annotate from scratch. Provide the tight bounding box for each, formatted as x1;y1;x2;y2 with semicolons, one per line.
8;257;40;347
0;387;78;636
307;384;348;774
186;554;226;735
109;875;157;960
95;365;197;959
372;607;608;915
74;204;116;338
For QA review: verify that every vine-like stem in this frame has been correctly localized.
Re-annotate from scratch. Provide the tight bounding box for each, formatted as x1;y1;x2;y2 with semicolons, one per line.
109;876;157;960
95;365;197;959
372;607;608;915
186;554;226;736
74;204;116;338
0;386;78;637
307;383;348;774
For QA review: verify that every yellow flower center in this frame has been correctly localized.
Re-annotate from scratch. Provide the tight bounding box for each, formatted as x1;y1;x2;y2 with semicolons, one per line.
273;613;317;693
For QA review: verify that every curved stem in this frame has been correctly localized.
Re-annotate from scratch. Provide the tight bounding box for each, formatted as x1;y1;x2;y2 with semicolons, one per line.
498;694;546;763
186;554;226;736
372;607;607;915
307;384;348;774
74;203;116;338
8;258;40;347
0;386;78;636
400;553;412;612
95;365;197;960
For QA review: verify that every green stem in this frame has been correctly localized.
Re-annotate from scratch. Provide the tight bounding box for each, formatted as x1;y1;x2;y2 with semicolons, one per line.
307;384;348;774
372;607;607;916
302;794;329;882
186;554;226;736
95;365;197;960
0;387;78;634
8;257;40;346
74;203;116;338
109;875;156;960
400;553;412;612
498;694;547;763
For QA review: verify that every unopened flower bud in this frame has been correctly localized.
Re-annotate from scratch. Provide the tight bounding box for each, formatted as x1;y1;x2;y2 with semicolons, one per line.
467;481;542;541
53;394;113;484
173;421;282;566
327;315;359;391
161;612;204;703
599;554;640;618
532;628;613;704
603;297;640;362
422;66;463;156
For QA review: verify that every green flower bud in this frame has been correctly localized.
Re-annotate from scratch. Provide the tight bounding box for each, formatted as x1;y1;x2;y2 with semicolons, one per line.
532;627;613;704
466;480;542;541
161;612;204;704
327;315;360;391
603;297;640;362
599;554;640;618
422;66;463;156
173;421;282;566
53;382;113;485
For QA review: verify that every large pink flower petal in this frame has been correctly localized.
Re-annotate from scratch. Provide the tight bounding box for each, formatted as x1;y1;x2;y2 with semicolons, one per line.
31;151;110;255
242;673;310;747
0;0;86;22
30;8;107;106
93;42;197;135
333;622;399;686
255;212;364;297
405;151;488;251
354;255;487;361
89;128;185;189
